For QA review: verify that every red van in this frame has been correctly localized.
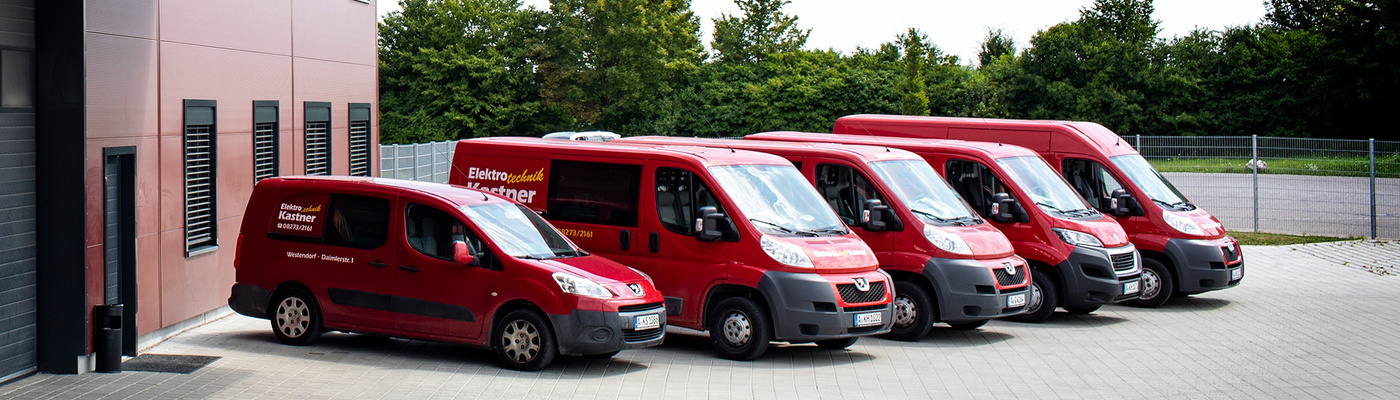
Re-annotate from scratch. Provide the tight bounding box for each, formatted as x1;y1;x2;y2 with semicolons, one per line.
229;176;665;371
451;137;894;360
833;115;1244;307
615;136;1030;340
749;132;1142;323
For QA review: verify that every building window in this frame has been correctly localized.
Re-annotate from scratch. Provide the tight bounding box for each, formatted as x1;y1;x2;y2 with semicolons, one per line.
304;102;331;175
348;103;371;177
184;100;218;256
253;101;279;183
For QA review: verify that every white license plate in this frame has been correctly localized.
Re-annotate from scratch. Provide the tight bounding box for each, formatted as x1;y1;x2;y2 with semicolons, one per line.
854;312;882;327
1231;268;1243;281
1007;293;1027;308
1123;281;1140;295
634;314;660;330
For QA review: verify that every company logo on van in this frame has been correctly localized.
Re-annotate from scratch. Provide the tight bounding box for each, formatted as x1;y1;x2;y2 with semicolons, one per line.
628;283;644;296
811;249;869;258
852;277;870;292
467;167;545;184
1002;262;1016;276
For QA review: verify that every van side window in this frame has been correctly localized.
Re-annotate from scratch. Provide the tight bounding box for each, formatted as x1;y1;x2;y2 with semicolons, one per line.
546;160;641;227
405;204;480;261
323;195;390;249
945;159;1007;219
655;167;724;235
1062;158;1125;212
815;164;884;225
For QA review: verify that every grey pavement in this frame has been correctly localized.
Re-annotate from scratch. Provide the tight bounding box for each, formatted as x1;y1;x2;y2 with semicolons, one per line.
1163;172;1400;239
6;241;1400;399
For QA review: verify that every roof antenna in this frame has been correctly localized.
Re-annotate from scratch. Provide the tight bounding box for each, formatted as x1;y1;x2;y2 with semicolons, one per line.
481;192;488;201
980;118;1003;146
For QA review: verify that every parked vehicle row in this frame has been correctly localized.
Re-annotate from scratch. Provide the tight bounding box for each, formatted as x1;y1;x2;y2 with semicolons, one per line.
228;114;1243;372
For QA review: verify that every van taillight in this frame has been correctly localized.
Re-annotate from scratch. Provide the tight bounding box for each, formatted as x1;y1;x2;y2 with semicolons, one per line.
234;233;243;270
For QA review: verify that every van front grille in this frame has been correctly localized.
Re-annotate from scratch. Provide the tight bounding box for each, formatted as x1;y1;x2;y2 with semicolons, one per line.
1111;252;1136;272
618;302;664;313
622;327;664;343
994;265;1026;287
836;281;886;304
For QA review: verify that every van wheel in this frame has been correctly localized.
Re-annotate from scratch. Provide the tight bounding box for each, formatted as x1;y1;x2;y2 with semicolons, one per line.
948;319;989;330
1064;305;1100;314
1123;258;1174;308
494;309;558;371
270;287;323;346
1004;272;1057;323
710;297;771;361
884;281;933;341
815;337;858;350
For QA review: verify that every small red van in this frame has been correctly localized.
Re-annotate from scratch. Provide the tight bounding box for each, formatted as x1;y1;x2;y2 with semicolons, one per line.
749;132;1142;323
229;176;665;371
451;137;894;360
833;115;1244;307
615;136;1030;340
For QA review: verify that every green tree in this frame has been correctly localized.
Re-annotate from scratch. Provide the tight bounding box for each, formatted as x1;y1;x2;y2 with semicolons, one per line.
977;29;1015;68
536;0;705;134
711;0;810;64
896;28;930;116
378;0;560;144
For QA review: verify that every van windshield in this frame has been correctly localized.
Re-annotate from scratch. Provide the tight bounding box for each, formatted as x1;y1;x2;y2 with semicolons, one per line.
1110;154;1191;209
459;203;584;259
868;159;980;224
995;156;1094;216
708;164;848;236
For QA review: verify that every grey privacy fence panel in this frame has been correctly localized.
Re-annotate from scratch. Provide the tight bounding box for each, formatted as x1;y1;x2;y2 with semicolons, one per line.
1134;135;1400;239
379;140;456;183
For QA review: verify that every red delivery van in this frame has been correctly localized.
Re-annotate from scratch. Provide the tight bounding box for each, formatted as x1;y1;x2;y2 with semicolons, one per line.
833;115;1244;307
749;132;1142;323
451;137;894;360
229;176;666;371
615;136;1030;340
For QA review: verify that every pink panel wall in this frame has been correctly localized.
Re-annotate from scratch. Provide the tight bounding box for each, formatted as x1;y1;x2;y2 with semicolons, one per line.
292;0;377;65
160;0;292;55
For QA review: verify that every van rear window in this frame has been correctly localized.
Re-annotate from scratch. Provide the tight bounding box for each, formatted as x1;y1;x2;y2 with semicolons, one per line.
546;160;641;227
267;192;389;250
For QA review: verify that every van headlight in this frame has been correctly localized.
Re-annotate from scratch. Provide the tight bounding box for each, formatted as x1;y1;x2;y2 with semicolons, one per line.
760;235;814;268
923;225;972;255
1052;228;1103;247
1162;210;1205;235
553;272;614;299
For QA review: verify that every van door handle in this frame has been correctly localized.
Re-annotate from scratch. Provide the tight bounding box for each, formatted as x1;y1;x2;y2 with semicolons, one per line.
368;261;388;269
399;265;419;273
620;230;631;251
649;232;660;253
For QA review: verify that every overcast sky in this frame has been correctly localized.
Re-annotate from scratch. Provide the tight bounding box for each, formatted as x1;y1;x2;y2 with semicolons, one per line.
377;0;1269;63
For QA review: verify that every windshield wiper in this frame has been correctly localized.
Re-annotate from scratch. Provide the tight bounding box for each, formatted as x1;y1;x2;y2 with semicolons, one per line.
809;226;849;235
910;209;954;223
1036;202;1068;214
749;218;795;234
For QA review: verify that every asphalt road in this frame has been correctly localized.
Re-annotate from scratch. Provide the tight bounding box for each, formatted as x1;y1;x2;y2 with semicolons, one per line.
1162;172;1400;238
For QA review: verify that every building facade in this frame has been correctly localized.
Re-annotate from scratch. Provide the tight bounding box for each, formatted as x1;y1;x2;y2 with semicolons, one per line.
1;0;378;381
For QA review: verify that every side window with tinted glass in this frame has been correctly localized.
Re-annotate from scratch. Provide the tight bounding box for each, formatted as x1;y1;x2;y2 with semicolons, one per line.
323;194;390;249
945;159;1003;218
405;204;479;260
546;160;642;227
816;164;884;225
1063;158;1125;211
655;167;722;235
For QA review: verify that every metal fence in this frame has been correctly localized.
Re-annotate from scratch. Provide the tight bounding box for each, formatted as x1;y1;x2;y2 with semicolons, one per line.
1133;135;1400;239
378;136;1400;239
379;140;456;183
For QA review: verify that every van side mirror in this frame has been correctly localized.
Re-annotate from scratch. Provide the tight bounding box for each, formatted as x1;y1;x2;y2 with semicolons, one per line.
989;193;1030;223
695;206;725;242
452;241;478;266
1107;188;1145;217
860;199;888;232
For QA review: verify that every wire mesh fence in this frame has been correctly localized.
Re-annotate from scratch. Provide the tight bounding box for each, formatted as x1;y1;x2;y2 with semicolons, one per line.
379;140;456;183
378;136;1400;239
1134;135;1400;239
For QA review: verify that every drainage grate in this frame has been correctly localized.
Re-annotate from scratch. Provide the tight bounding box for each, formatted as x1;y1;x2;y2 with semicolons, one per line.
122;354;221;374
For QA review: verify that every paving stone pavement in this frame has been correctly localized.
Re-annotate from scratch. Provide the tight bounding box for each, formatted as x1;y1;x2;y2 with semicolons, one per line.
5;241;1400;399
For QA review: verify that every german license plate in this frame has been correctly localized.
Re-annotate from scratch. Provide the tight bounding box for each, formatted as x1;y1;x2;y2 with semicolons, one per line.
1230;268;1243;281
1007;293;1027;308
854;312;882;327
1123;281;1140;295
635;314;660;330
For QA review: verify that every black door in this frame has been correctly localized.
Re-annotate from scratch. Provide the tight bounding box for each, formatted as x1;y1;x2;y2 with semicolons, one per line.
104;148;138;356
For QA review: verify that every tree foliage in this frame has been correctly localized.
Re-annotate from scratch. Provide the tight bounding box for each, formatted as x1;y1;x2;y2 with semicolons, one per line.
711;0;810;64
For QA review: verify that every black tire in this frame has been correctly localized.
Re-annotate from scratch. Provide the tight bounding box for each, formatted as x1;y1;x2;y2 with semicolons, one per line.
815;337;858;350
270;287;324;346
494;309;558;371
1003;271;1058;323
947;319;989;330
884;281;934;341
709;297;772;361
1123;258;1174;308
1064;305;1100;315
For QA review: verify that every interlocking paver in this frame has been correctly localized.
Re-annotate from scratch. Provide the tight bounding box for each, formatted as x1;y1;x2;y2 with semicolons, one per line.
4;241;1400;399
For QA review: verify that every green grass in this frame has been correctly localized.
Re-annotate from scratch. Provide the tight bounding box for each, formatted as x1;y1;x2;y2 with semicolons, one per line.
1148;156;1400;178
1228;230;1358;246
